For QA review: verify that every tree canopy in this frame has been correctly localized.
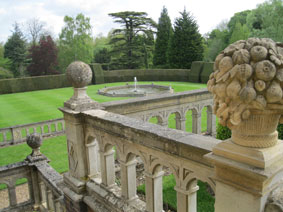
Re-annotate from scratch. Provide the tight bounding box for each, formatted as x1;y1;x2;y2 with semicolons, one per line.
108;11;156;69
58;13;94;72
168;9;203;69
153;6;173;68
27;35;58;76
4;23;27;77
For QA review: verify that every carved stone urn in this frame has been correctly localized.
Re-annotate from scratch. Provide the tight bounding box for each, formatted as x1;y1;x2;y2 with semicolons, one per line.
207;38;283;148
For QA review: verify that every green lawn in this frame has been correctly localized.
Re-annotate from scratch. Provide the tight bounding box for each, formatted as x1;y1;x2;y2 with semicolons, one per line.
0;81;214;210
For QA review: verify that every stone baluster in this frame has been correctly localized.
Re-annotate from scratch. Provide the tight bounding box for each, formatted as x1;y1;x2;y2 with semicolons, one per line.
54;197;63;212
46;188;55;211
33;127;37;134
47;124;51;133
100;147;115;187
119;156;138;202
39;182;47;204
26;128;30;136
176;117;186;131
85;140;100;177
192;111;201;134
2;131;7;142
11;128;21;143
145;169;164;212
54;123;57;132
40;126;44;134
8;185;17;207
175;180;199;212
206;107;216;136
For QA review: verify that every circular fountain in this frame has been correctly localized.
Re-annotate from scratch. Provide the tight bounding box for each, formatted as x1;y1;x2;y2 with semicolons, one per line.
98;77;174;97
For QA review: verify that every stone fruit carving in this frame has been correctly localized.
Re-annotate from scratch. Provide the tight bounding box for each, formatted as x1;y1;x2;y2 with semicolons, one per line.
207;38;283;129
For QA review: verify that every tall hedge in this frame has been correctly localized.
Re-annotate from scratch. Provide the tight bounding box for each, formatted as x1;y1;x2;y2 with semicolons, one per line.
0;74;71;94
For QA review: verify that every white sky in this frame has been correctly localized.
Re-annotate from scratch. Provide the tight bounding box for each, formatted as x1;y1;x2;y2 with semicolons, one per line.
0;0;266;43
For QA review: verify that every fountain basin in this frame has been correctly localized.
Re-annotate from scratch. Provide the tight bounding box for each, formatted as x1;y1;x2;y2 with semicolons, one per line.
97;83;174;97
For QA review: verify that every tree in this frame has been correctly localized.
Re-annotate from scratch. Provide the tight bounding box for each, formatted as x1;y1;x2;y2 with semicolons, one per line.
168;9;203;69
25;18;46;45
246;0;283;42
4;23;27;77
27;35;58;76
153;6;173;68
108;11;156;69
58;13;94;72
229;22;250;44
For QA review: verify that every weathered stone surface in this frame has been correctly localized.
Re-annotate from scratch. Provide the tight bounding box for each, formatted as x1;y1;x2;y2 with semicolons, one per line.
66;61;92;88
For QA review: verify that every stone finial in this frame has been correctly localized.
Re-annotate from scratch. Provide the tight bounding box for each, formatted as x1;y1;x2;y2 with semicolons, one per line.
63;61;102;111
66;61;92;88
27;133;42;156
207;38;283;147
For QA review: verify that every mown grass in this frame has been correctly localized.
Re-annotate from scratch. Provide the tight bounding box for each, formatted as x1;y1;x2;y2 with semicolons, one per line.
0;81;214;210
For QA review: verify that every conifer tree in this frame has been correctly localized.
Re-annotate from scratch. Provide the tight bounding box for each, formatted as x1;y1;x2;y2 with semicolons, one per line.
108;11;156;69
153;6;173;68
4;23;27;76
168;9;203;69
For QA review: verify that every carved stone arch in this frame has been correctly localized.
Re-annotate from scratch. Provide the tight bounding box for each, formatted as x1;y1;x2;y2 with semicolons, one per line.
184;106;199;115
183;172;198;191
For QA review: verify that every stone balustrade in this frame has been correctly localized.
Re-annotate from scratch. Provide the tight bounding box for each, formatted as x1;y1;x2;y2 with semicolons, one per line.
0;118;65;147
0;154;65;212
102;88;215;135
61;106;219;212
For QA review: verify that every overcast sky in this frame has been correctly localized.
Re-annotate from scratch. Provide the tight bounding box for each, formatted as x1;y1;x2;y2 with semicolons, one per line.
0;0;266;43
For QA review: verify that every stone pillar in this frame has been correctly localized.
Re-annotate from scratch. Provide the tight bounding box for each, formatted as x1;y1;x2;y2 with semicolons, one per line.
206;38;283;212
8;185;17;207
85;140;100;178
175;180;199;212
59;61;103;212
176;117;186;131
119;158;138;202
145;170;164;212
192;112;201;134
100;148;115;187
39;182;47;204
206;107;216;136
46;189;55;211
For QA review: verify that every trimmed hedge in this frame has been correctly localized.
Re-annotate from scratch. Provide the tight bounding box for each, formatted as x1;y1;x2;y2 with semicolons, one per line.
90;63;104;84
200;62;214;83
216;123;283;140
0;74;71;94
104;69;191;83
189;61;203;83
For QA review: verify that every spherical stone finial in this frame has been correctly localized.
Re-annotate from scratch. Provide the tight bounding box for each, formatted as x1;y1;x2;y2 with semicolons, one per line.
27;133;42;156
66;61;92;88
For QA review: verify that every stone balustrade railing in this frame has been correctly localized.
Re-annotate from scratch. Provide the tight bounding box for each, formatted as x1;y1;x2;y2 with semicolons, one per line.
102;88;215;135
0;88;215;148
0;118;65;147
61;107;219;212
0;156;65;212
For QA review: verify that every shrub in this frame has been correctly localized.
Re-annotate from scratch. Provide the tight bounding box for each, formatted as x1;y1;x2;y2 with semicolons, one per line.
216;123;231;140
0;67;13;79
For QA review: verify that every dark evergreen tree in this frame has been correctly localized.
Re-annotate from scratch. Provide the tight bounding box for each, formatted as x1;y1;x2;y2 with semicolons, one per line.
4;23;26;76
27;35;58;76
168;9;203;69
108;11;156;69
153;6;173;68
